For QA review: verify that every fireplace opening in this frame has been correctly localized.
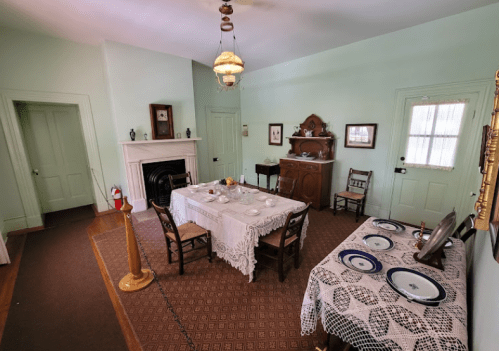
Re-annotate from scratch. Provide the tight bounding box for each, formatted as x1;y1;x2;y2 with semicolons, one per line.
142;159;186;208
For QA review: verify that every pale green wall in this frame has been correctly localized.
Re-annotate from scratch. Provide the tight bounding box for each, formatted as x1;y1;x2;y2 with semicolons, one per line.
472;230;499;350
240;3;499;218
102;41;198;193
0;27;120;231
192;61;241;183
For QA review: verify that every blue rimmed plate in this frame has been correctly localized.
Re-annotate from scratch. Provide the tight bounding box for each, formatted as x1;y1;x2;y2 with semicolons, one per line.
362;234;394;251
338;249;382;274
386;267;447;306
372;219;406;233
412;230;453;248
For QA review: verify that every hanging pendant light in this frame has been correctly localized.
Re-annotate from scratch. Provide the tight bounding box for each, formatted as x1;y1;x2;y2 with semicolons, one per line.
213;0;244;91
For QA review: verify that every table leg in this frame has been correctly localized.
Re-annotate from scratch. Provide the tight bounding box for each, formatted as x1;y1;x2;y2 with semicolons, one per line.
257;174;260;189
266;174;271;191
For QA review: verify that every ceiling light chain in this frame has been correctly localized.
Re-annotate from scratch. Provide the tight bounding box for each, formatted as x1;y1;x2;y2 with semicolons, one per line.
213;0;245;92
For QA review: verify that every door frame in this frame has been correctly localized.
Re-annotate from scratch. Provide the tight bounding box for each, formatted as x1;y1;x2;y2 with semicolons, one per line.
206;106;242;181
0;89;106;228
381;79;492;222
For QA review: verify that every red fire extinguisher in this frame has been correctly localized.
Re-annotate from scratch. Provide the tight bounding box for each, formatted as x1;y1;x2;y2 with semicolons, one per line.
111;186;123;210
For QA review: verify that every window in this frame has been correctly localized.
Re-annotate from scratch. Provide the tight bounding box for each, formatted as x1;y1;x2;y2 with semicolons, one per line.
404;101;466;170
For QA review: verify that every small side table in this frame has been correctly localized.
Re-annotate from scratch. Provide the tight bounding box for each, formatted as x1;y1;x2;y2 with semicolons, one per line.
255;163;280;191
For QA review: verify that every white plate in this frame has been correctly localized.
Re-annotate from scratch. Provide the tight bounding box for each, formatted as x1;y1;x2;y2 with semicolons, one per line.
387;268;446;306
201;196;215;203
363;234;394;251
249;188;259;194
217;197;229;203
188;185;200;190
199;183;207;187
256;195;268;201
211;180;219;185
245;209;260;216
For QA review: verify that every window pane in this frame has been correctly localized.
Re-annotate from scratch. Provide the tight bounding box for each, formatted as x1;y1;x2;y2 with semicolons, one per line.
434;103;465;136
429;137;458;168
405;136;430;164
410;105;435;135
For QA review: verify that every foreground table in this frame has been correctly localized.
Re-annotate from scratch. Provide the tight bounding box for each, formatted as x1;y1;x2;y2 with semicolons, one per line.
301;217;467;351
170;185;308;281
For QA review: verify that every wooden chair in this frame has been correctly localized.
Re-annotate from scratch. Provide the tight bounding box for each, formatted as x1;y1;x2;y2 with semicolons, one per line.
151;201;212;275
333;168;372;222
273;176;297;199
168;172;193;190
453;214;476;243
256;203;310;282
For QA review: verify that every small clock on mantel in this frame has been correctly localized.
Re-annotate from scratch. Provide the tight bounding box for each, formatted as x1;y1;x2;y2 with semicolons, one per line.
149;104;174;139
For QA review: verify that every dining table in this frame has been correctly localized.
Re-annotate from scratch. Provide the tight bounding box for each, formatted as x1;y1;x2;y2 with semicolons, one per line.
301;217;468;351
169;183;309;282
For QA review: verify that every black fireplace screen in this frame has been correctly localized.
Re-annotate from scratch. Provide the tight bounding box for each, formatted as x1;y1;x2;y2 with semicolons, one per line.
142;159;186;207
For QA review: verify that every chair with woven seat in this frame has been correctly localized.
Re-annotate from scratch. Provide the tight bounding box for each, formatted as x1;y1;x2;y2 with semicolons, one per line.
151;201;212;275
333;168;372;222
273;176;297;199
255;203;310;282
452;214;476;243
168;172;193;190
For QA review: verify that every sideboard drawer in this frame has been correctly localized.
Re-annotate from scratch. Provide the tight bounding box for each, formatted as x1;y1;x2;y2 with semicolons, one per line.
280;159;299;169
299;162;321;173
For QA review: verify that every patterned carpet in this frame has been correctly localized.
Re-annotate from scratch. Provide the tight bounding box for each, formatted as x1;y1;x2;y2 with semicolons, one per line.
92;209;367;351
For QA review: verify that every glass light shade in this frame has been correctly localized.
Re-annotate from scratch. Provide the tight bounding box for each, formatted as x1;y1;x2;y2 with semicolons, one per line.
222;75;236;85
213;51;244;74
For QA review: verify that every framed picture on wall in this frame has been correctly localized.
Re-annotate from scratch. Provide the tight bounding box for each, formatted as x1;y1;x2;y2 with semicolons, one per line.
150;104;174;139
269;123;283;146
345;124;377;149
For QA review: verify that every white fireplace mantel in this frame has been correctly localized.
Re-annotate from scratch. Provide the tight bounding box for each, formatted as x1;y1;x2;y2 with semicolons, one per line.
120;138;201;212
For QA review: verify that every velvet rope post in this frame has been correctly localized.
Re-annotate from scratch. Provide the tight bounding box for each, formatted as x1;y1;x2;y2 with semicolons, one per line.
118;196;154;292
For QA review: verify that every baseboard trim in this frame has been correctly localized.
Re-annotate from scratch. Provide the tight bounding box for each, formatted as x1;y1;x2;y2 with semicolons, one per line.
7;225;44;236
92;204;118;217
3;217;28;233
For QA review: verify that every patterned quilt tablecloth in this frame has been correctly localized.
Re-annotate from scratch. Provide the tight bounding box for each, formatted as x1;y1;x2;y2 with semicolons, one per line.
301;217;467;351
170;187;308;282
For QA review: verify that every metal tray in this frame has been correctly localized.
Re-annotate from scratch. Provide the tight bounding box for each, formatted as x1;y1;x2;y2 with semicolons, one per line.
417;211;456;260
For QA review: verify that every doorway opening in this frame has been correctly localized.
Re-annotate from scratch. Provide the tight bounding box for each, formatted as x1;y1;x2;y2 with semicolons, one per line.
15;101;95;215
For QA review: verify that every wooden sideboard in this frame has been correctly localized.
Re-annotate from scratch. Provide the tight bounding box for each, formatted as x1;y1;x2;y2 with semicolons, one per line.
279;158;334;210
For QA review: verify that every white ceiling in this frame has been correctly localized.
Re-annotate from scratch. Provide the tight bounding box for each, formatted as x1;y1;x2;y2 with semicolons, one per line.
0;0;497;72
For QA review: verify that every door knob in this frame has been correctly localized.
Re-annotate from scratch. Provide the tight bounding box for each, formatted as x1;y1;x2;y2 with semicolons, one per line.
394;167;406;174
32;169;39;175
213;157;219;162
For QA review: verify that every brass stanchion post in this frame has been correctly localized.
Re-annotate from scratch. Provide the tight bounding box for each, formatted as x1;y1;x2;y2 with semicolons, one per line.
119;196;154;292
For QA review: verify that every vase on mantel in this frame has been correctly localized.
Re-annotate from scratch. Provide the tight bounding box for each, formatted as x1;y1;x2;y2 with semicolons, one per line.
186;128;191;138
129;129;136;141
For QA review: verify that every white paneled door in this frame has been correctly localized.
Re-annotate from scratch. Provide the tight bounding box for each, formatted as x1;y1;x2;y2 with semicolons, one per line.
207;108;241;181
389;93;479;228
17;103;94;213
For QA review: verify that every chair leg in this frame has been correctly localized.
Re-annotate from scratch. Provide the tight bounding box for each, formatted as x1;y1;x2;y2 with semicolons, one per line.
207;231;212;263
294;242;300;269
178;242;184;275
361;199;366;216
166;238;172;264
355;200;360;222
278;248;284;282
333;194;338;215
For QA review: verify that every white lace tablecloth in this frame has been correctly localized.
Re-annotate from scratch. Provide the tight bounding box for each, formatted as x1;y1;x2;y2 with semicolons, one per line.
301;217;468;351
169;186;309;282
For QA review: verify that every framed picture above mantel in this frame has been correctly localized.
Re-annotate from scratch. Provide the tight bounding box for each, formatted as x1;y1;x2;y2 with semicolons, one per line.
345;124;377;149
150;104;174;140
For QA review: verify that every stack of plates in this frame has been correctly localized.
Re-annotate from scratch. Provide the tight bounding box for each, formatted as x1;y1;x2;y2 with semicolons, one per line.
372;219;406;233
338;249;382;274
201;195;215;203
249;188;259;194
386;267;447;306
245;209;260;216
